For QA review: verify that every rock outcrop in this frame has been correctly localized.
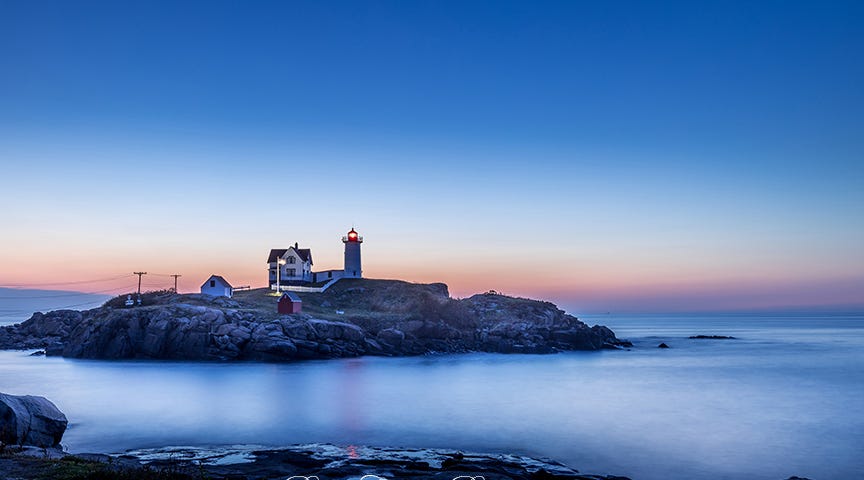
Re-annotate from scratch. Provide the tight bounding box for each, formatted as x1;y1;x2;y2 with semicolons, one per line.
0;310;81;354
0;393;68;448
0;279;630;361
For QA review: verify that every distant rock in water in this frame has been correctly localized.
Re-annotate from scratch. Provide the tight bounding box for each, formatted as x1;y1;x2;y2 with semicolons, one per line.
0;279;630;361
0;392;68;448
658;343;670;348
689;335;737;340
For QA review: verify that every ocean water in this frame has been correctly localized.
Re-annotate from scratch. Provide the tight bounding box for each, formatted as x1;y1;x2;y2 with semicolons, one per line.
0;288;109;326
1;313;862;480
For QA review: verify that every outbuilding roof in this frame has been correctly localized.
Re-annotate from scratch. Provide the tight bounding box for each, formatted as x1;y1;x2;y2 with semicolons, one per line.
202;275;233;288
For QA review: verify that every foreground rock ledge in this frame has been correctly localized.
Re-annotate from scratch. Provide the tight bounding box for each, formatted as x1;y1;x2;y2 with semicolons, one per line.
0;279;630;361
0;444;815;480
0;444;633;480
143;444;633;480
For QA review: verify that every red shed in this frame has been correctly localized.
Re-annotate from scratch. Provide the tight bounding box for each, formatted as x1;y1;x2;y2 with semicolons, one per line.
277;292;302;314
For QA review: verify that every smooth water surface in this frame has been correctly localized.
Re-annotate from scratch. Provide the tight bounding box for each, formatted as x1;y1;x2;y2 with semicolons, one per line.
1;314;862;480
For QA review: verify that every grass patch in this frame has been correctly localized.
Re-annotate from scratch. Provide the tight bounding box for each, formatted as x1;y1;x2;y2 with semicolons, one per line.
37;456;200;480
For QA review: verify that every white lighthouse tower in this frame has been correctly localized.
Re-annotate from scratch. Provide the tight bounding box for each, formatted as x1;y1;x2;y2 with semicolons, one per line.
343;228;363;278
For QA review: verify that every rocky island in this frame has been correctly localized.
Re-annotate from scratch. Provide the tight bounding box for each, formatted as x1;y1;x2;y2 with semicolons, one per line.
0;279;629;361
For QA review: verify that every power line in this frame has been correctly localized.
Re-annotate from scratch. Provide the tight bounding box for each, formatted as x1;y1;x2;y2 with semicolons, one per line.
40;298;112;310
0;284;137;313
0;293;128;315
0;284;138;299
0;274;134;288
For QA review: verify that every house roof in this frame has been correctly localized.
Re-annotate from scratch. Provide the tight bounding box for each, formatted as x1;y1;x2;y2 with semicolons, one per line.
267;247;313;265
280;292;302;303
267;249;287;263
202;275;233;289
295;248;313;264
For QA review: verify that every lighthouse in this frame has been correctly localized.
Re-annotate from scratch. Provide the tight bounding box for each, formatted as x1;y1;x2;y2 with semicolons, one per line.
343;228;363;278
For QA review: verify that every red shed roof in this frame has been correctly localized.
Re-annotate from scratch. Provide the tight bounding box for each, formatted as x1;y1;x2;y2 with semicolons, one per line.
279;292;302;303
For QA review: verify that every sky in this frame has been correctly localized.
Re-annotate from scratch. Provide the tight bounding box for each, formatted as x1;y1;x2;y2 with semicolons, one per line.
0;0;862;313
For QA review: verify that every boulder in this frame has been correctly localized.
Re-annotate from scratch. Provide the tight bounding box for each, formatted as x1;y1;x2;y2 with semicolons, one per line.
551;326;602;349
377;328;405;348
363;338;386;355
18;310;82;338
244;335;298;360
0;393;68;448
308;319;366;342
14;445;69;459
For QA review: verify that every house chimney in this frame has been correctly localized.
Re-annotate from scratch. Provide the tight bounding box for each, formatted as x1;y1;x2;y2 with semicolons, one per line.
295;242;298;249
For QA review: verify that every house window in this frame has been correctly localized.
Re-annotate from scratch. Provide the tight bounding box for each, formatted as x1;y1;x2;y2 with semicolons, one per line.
210;280;215;287
288;268;296;276
287;256;296;264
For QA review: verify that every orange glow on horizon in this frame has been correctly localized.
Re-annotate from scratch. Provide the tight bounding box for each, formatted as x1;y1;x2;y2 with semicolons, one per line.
1;238;862;313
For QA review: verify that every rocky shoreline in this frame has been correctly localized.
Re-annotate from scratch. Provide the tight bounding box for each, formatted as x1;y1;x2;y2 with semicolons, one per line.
1;443;637;480
0;279;630;361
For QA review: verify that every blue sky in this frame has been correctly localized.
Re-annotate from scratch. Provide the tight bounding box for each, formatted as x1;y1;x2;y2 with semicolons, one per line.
1;0;862;312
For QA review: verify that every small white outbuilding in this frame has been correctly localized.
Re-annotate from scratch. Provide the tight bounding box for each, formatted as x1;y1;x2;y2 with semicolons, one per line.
200;275;233;298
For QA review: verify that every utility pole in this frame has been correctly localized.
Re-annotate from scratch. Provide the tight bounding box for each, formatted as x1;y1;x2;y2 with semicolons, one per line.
170;274;182;293
133;272;147;297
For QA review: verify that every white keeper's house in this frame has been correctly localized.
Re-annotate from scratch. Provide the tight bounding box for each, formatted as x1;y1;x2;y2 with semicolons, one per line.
267;228;363;291
267;243;314;282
